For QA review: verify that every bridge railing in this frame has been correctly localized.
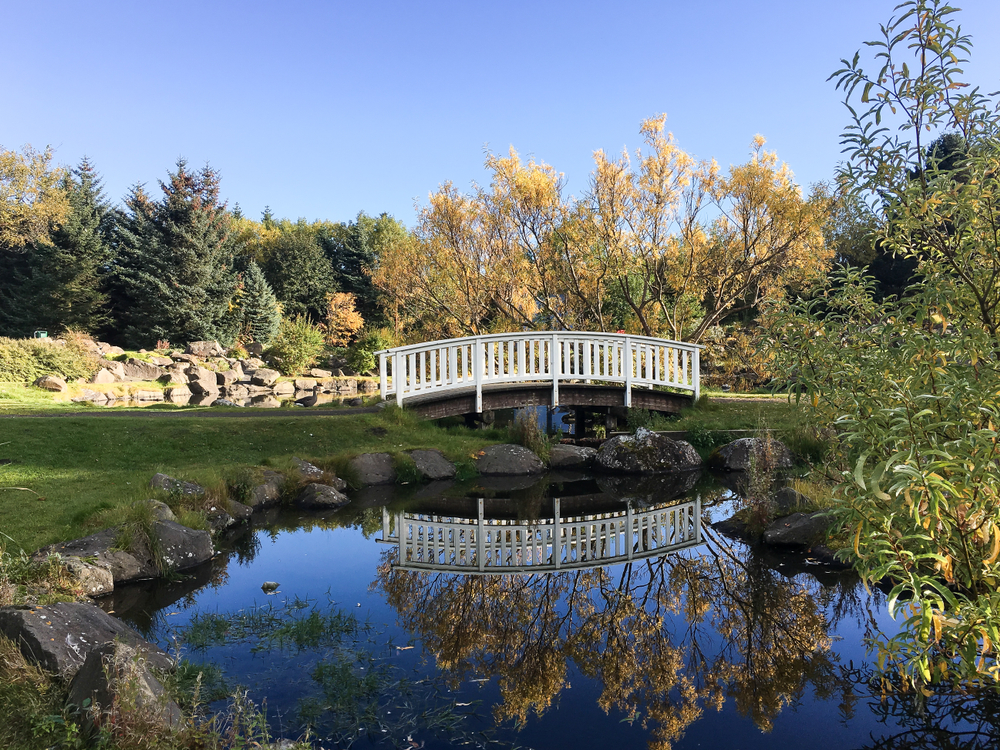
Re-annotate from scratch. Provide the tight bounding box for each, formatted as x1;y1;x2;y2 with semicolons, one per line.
378;331;701;411
379;497;701;574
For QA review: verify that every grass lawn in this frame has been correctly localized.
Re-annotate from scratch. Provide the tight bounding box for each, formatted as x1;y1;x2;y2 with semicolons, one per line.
0;407;501;553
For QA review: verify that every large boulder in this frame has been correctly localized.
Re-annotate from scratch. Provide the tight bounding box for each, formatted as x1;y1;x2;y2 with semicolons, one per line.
294;378;318;391
122;359;165;382
62;557;115;597
216;369;240;386
185;340;225;358
309;368;332;378
147;355;173;367
0;602;172;680
475;444;545;475
251;369;281;387
710;437;794;472
549;444;597;470
150;473;204;496
763;511;831;548
34;375;67;392
296;483;349;509
273;381;295;396
67;641;181;728
595;428;701;474
35;520;213;585
164;385;192;401
408;450;456;480
90;368;116;385
349;453;396;485
186;365;220;395
248;473;285;509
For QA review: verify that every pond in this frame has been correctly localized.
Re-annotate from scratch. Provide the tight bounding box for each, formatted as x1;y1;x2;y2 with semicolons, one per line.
97;471;998;749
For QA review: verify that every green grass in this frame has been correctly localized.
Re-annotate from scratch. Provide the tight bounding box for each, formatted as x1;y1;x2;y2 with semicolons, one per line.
0;408;499;553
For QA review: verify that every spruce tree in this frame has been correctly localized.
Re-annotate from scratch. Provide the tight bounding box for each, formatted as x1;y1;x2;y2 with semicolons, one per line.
261;221;337;321
239;260;281;346
107;160;238;348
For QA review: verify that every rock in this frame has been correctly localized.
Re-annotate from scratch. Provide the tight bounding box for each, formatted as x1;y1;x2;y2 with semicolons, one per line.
261;581;279;593
71;388;107;404
62;557;115;597
475;444;545;475
341;366;356;376
241;357;266;371
247;342;264;357
773;487;811;516
710;437;794;472
549;444;597;470
68;641;181;728
330;379;357;395
90;369;116;385
211;399;242;407
408;450;456;480
170;353;199;364
594;428;701;474
248;473;285;509
150;473;204;496
139;499;176;522
712;516;757;542
296;483;349;509
349;453;396;485
763;511;831;548
164;385;192;400
309;369;332;378
294;378;318;391
344;397;364;406
358;379;378;393
216;369;240;386
251;368;280;387
0;602;172;680
206;508;235;534
132;390;164;402
227;500;252;522
273;381;295;396
122;359;165;382
185;341;225;358
147;355;173;367
34;375;67;392
292;457;325;479
103;346;125;357
223;384;250;400
186;364;220;395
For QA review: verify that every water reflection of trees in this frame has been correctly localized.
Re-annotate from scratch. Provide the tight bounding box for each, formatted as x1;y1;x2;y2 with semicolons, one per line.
375;531;858;749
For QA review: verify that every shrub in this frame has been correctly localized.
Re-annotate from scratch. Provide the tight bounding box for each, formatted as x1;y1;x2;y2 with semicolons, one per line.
0;334;100;383
346;326;394;374
263;315;325;375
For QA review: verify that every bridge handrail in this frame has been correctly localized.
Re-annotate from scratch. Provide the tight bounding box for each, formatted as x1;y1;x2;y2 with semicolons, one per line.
378;330;701;411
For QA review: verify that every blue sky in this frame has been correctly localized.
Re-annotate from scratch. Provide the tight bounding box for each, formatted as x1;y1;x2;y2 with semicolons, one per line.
5;0;999;227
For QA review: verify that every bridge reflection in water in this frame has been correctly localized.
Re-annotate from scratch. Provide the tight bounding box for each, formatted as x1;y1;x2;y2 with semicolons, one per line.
378;497;701;574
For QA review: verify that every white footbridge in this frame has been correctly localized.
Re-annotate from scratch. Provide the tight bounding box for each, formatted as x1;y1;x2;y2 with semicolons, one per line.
378;331;701;413
378;498;702;575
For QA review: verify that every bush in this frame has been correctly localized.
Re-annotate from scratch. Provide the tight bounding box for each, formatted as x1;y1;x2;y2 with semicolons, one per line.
263;315;325;375
0;334;100;383
346;326;394;375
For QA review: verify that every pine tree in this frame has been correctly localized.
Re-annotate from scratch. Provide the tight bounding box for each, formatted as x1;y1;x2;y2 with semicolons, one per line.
261;221;337;321
106;160;238;348
238;260;281;346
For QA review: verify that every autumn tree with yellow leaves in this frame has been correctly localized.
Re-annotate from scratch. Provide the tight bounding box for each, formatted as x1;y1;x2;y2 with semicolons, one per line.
374;117;831;344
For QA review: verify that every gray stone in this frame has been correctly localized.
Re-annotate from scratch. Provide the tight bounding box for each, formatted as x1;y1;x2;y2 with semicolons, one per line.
408;450;456;480
773;487;811;516
132;390;164;402
475;444;545;475
205;507;235;534
711;437;794;472
227;500;252;522
150;473;204;496
164;385;192;400
170;353;199;364
185;340;225;358
240;357;266;371
296;483;349;509
344;397;363;406
67;641;181;728
0;602;172;680
248;473;285;509
122;359;165;382
62;557;115;597
331;379;357;395
549;444;597;470
103;346;125;357
349;452;396;485
71;389;107;404
595;428;701;474
216;369;239;386
763;511;831;548
100;360;127;381
292;457;325;479
273;381;295;396
309;369;332;378
34;375;67;392
223;384;250;400
294;378;318;391
358;379;379;393
251;368;280;386
186;365;220;395
90;369;116;385
139;499;176;522
148;355;173;367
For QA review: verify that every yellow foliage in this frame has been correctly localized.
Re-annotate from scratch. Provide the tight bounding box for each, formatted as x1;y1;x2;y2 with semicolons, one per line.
323;292;364;347
0;145;69;251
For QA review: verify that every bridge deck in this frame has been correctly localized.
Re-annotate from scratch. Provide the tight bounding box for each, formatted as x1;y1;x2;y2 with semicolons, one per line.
402;382;694;419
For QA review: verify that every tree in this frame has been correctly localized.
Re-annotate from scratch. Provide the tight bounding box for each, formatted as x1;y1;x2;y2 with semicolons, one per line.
259;220;337;321
771;0;1000;688
322;291;363;347
236;259;281;346
0;145;68;252
107;160;239;347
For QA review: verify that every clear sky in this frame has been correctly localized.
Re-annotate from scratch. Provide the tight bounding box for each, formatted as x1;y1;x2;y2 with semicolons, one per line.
5;0;999;227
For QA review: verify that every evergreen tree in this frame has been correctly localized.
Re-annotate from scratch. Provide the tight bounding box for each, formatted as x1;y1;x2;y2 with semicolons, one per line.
260;221;337;320
238;259;281;345
106;160;238;348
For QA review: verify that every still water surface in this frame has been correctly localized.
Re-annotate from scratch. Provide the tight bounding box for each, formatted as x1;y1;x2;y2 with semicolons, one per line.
99;472;997;749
